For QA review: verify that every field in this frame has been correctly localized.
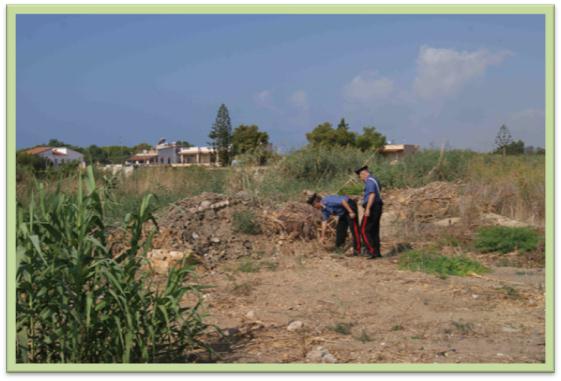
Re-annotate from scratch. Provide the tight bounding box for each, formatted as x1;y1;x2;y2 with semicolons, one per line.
15;148;546;363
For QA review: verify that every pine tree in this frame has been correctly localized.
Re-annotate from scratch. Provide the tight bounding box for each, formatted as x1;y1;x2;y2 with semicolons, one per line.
494;124;513;156
209;104;233;166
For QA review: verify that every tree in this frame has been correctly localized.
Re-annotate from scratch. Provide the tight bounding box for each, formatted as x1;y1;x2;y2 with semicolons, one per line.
209;104;233;166
494;124;513;156
355;126;387;151
306;120;387;151
175;140;193;148
504;139;525;155
335;118;356;146
232;125;269;155
305;122;337;146
132;143;153;152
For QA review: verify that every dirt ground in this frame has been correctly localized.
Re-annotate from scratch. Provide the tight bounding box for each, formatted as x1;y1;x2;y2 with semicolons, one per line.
194;242;545;364
133;184;545;364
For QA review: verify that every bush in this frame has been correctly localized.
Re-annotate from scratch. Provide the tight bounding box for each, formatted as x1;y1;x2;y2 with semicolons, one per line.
16;167;211;363
398;250;489;278
474;226;541;254
232;210;262;235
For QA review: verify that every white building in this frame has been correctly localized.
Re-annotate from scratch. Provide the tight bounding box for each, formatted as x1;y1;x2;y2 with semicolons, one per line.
25;146;84;166
177;146;217;166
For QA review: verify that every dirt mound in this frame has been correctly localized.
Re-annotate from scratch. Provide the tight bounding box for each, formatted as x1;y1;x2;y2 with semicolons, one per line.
137;192;324;270
149;192;258;268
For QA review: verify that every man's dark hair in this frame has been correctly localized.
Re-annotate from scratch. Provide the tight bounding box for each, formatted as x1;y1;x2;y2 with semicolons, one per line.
306;193;321;205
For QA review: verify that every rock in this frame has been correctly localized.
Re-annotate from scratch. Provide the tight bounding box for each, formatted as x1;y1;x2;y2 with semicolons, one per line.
306;346;337;363
432;217;462;227
210;237;221;244
287;320;304;332
245;310;257;320
200;200;212;209
192;232;200;240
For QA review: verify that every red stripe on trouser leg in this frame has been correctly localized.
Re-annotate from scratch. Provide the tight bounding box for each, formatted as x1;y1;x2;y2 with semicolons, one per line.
361;215;375;254
352;220;361;251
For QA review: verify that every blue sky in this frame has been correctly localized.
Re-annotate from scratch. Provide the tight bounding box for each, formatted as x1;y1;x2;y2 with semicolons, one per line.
17;14;545;151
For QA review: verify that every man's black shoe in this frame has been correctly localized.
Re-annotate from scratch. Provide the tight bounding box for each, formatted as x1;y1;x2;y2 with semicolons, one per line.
367;254;382;260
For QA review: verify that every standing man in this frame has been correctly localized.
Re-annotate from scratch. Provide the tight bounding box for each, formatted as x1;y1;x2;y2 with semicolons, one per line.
307;193;362;256
355;166;383;259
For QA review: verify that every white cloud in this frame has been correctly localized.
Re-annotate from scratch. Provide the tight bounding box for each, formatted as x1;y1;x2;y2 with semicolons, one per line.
414;46;512;100
343;71;395;105
289;90;309;112
253;89;277;111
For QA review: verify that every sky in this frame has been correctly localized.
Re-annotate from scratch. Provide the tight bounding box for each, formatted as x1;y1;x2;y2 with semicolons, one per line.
16;14;545;151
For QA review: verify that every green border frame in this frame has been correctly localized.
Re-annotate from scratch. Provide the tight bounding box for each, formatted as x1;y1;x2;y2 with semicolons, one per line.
5;4;555;373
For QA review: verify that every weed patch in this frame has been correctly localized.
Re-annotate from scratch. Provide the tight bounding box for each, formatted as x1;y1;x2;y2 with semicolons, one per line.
475;226;541;254
232;210;262;235
398;250;489;278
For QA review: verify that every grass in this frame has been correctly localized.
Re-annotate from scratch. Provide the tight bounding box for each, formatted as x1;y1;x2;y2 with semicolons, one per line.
474;226;541;254
496;285;521;300
231;281;256;297
355;329;372;343
329;322;354;335
232;210;262;235
237;258;261;273
398;250;489;279
391;324;404;331
451;320;474;335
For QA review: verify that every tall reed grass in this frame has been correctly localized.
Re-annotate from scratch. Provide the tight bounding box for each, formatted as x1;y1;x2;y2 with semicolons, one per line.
16;167;211;363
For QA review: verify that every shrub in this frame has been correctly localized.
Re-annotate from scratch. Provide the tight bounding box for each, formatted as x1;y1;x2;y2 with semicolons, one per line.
232;210;262;235
398;250;489;278
474;226;541;254
16;167;211;363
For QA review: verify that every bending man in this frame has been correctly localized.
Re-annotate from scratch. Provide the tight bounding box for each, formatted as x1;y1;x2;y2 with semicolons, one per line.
307;193;362;256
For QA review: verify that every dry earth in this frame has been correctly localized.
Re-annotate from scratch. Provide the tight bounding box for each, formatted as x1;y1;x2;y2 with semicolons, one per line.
127;183;545;364
193;243;545;364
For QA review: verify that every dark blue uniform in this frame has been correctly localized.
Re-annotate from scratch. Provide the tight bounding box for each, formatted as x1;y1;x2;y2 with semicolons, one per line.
361;175;383;258
321;195;361;253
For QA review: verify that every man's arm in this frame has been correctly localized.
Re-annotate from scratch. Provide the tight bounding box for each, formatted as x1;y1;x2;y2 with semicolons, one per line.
365;193;375;217
341;199;356;218
320;220;327;243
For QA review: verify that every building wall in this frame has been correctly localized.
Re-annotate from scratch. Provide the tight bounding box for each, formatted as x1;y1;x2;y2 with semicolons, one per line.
157;146;179;164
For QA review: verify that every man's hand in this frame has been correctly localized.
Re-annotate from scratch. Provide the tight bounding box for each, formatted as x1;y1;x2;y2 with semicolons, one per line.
364;209;370;217
349;212;356;219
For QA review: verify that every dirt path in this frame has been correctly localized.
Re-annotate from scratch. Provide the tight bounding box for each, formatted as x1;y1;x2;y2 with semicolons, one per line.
196;248;545;364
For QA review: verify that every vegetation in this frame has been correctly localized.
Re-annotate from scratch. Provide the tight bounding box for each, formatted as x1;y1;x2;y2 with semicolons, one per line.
16;167;211;363
306;119;386;151
474;226;541;254
398;250;489;278
232;124;270;164
329;322;354;335
232;210;262;235
209;104;233;166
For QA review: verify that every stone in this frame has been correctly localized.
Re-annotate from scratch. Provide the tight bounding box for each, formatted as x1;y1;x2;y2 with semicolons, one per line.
200;200;212;209
210;237;221;244
246;310;257;320
192;232;200;240
306;346;337;363
287;320;304;332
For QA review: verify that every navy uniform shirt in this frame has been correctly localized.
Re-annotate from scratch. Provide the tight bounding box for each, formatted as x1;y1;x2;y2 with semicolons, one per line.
362;175;383;206
320;195;350;221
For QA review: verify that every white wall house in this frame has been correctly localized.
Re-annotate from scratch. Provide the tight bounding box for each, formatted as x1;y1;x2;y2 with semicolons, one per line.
25;146;85;166
155;143;181;165
178;146;217;166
